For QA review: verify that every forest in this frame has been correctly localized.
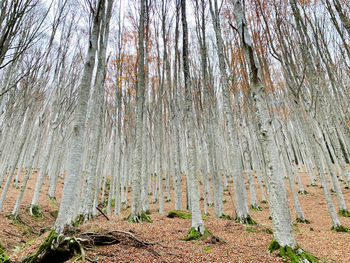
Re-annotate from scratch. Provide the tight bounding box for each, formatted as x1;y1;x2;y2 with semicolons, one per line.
0;0;350;262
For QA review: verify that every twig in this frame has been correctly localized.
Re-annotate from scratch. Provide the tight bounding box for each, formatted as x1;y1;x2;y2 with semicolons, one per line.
86;258;99;263
108;230;155;245
96;206;109;221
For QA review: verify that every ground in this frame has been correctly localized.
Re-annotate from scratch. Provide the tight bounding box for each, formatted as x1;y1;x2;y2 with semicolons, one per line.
1;166;350;262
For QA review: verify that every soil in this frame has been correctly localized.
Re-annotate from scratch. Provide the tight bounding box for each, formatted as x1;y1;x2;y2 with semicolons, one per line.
1;166;350;262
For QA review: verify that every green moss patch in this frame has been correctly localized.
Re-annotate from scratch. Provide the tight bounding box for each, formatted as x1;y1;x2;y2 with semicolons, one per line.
127;212;152;223
246;226;259;233
73;215;85;227
167;210;207;220
331;225;350;233
339;210;350;217
268;240;318;262
0;246;10;263
250;205;262;211
167;210;192;219
29;205;43;219
298;190;308;195
23;230;82;263
235;214;257;225
184;227;211;241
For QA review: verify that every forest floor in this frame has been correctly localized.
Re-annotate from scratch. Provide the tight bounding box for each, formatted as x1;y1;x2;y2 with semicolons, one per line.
1;166;350;262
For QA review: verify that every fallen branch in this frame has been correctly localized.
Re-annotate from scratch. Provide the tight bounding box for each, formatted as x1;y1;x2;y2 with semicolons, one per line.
107;230;155;245
96;206;109;221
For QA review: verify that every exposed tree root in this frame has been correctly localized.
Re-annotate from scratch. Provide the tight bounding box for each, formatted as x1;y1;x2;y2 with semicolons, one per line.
235;214;257;225
29;205;43;218
126;212;152;223
22;230;83;263
73;215;85;227
296;217;311;224
268;240;318;262
23;229;156;263
331;225;350;233
338;210;350;217
184;227;212;241
250;205;262;211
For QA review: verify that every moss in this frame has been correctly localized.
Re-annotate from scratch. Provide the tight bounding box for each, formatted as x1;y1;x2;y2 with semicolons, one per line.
331;225;350;233
127;212;152;223
184;227;211;241
167;210;208;220
50;210;59;218
250;205;262;211
268;240;318;262
23;230;82;263
23;230;58;263
264;228;273;234
73;215;85;227
0;246;10;263
204;246;211;252
49;196;58;206
246;226;259;233
268;240;280;252
235;214;257;225
339;210;350;217
298;190;308;195
167;210;192;219
293;225;301;233
29;205;43;218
